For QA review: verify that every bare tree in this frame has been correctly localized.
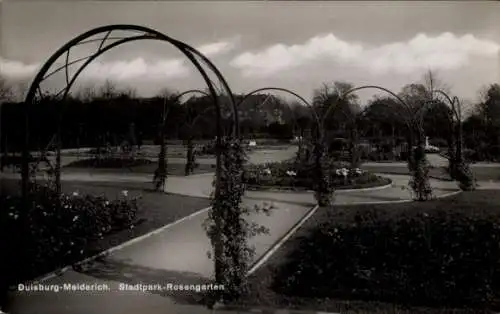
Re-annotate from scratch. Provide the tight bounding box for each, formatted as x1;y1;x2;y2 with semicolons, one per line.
76;84;97;102
98;79;118;99
0;75;13;103
153;88;178;191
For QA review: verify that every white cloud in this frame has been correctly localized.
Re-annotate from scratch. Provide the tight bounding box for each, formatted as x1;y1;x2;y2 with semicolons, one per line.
0;57;39;78
82;58;189;81
230;32;500;77
196;39;236;57
0;39;237;82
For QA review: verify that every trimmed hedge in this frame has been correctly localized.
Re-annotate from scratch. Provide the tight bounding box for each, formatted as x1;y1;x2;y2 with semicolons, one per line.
65;157;153;168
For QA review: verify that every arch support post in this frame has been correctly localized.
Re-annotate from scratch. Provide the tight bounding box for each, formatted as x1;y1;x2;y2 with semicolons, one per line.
234;87;334;207
341;85;433;201
430;91;474;190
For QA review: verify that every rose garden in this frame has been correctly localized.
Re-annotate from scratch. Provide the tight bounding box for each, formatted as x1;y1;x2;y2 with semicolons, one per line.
1;25;500;313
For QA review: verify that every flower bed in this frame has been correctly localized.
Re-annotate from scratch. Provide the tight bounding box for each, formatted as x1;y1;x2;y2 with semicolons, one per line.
0;183;140;290
243;160;391;191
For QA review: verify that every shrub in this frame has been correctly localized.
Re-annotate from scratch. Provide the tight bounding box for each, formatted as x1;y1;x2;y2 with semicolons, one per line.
273;203;500;308
66;157;153;168
200;141;217;155
0;183;140;290
455;161;476;191
408;146;433;201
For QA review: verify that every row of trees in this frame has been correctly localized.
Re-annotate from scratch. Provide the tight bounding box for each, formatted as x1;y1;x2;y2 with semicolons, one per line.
1;74;500;163
0;81;300;154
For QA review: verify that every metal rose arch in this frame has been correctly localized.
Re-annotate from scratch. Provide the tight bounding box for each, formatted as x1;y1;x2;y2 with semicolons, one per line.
21;24;239;196
338;85;434;201
20;24;243;301
234;87;334;206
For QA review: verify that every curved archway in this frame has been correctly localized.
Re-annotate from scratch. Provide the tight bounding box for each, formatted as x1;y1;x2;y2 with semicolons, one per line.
337;85;415;131
338;85;424;153
168;89;211;176
19;25;246;297
419;90;463;165
235;87;333;206
236;87;321;135
21;24;239;198
154;89;212;188
339;84;435;200
173;89;211;129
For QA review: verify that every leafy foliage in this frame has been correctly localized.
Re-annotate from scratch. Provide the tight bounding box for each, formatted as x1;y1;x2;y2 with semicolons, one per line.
153;139;167;191
203;137;272;304
454;161;476;191
66;157;153;168
243;159;386;190
272;200;500;308
308;135;332;206
184;139;198;176
0;183;140;290
408;146;433;201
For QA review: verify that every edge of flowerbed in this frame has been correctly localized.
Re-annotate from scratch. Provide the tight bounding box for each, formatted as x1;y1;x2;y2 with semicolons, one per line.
245;177;393;193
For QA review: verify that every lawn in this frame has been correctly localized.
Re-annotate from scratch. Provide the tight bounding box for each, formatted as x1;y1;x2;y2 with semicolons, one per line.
0;178;211;282
64;180;211;263
63;158;215;176
235;190;500;314
362;164;500;182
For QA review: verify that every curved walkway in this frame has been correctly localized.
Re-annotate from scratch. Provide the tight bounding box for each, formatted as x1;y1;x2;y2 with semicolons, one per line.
161;172;462;204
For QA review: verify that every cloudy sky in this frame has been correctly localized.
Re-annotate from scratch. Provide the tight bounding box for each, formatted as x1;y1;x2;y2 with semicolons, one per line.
1;1;500;103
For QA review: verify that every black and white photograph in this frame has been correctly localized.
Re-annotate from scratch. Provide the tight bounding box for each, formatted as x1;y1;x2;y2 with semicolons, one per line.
1;1;500;313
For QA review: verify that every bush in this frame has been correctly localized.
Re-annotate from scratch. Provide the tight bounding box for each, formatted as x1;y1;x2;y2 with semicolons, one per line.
429;138;448;148
462;146;500;163
66;157;153;168
0;183;140;290
200;142;217;155
408;146;433;201
273;203;500;308
455;162;476;191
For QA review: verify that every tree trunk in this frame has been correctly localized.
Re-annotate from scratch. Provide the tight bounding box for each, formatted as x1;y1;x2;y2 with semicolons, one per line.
185;137;195;176
154;126;167;191
350;126;359;168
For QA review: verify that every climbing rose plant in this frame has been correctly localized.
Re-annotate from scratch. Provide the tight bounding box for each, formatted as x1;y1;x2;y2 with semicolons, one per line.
184;138;197;176
153;142;167;191
312;137;334;206
455;161;476;191
203;137;272;305
408;145;433;201
447;146;475;191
